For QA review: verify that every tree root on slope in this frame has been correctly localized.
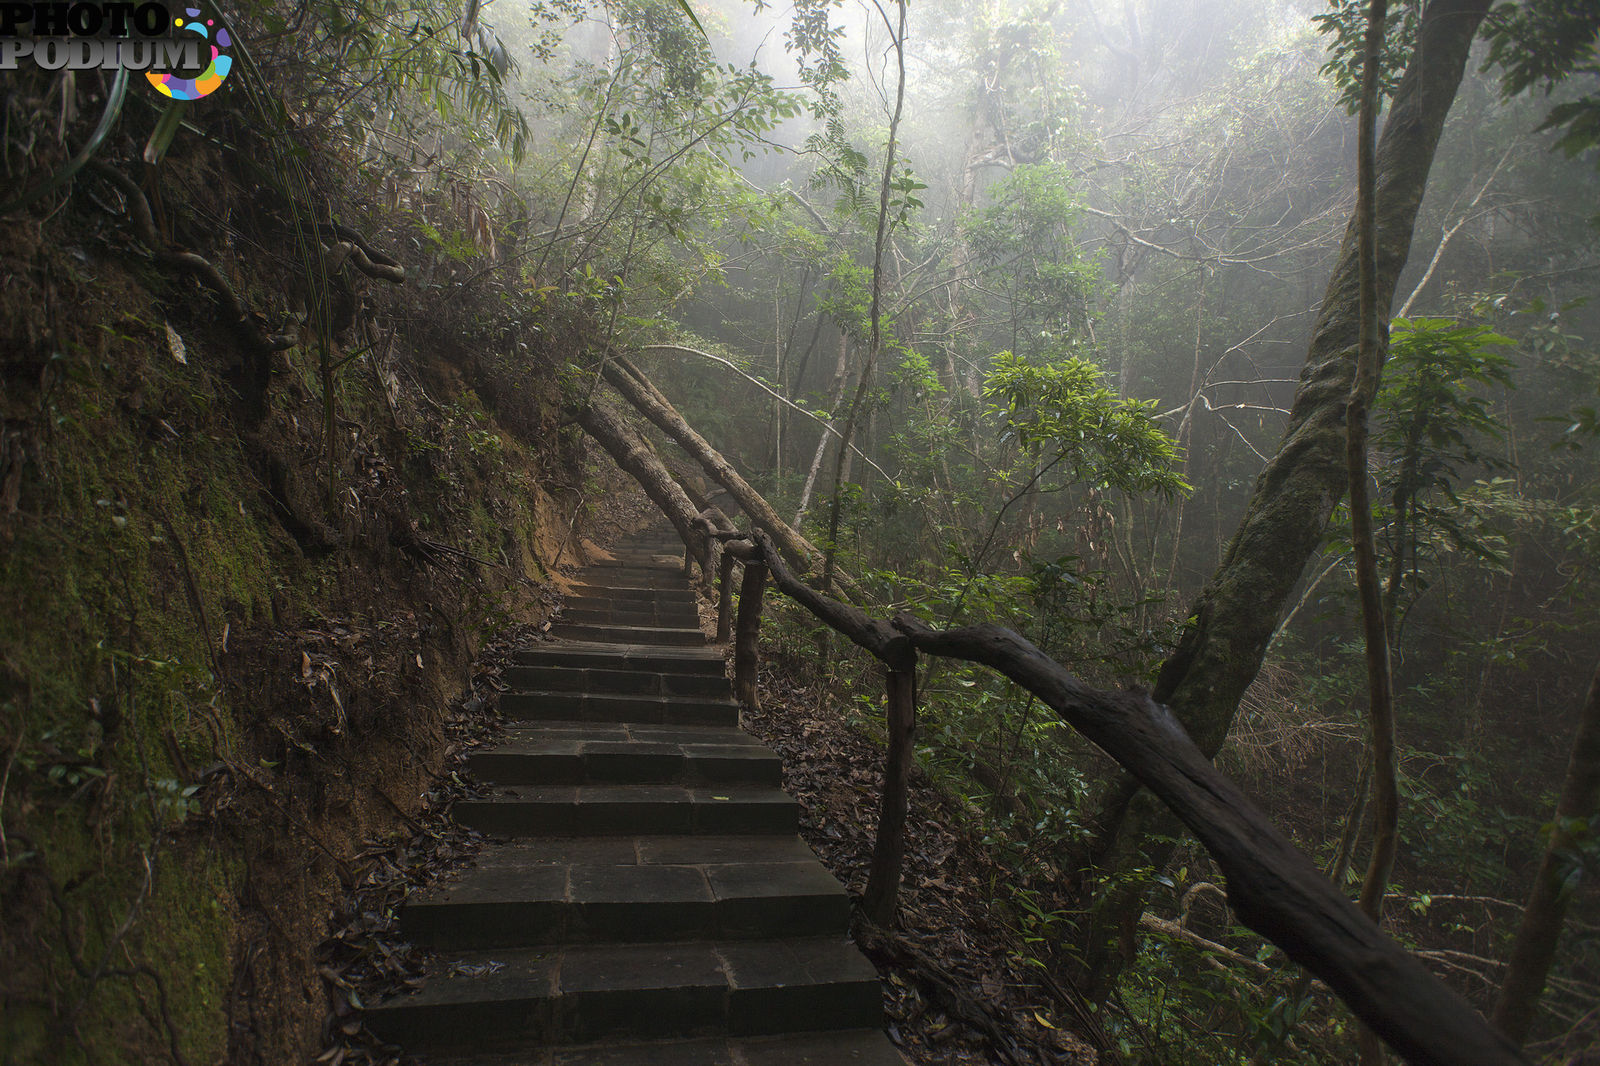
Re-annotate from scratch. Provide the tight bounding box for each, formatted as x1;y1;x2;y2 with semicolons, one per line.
86;162;406;357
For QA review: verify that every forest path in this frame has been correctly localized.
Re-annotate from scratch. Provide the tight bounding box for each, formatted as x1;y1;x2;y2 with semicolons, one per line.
366;526;906;1064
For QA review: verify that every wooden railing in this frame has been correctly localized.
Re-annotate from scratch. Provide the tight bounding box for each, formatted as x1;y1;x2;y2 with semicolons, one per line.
698;523;1527;1066
566;368;1524;1064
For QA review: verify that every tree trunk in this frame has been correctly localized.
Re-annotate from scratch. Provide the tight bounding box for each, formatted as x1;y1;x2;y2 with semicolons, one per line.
795;333;851;528
821;0;906;595
1082;0;1493;993
735;526;1529;1066
1491;661;1600;1044
1348;9;1398;1062
863;664;918;925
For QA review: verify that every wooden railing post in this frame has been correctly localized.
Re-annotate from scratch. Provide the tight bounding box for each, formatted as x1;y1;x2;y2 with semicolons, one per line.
733;556;766;713
863;658;917;926
716;550;737;644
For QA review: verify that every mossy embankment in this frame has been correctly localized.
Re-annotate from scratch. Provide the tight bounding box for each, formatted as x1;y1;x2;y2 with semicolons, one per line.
0;116;616;1064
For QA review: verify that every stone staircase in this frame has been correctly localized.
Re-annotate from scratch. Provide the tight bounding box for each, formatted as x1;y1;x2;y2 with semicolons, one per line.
367;529;906;1065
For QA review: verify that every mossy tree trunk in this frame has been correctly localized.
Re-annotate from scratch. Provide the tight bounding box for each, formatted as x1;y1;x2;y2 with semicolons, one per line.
1081;0;1494;995
1492;661;1600;1044
599;355;867;602
1348;6;1397;1061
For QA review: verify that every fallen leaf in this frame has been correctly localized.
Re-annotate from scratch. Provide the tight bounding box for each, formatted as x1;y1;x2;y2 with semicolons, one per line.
164;321;187;365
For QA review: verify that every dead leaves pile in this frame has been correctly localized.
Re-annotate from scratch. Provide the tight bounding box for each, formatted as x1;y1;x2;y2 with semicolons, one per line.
313;623;542;1066
274;612;439;746
745;666;1101;1066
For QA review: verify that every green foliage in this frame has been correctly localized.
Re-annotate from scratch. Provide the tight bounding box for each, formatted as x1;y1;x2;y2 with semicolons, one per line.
814;252;873;341
1375;317;1515;593
524;15;803;315
611;0;716;98
1483;0;1600;97
1311;0;1422;109
1379;318;1513;468
1481;1;1600;219
984;351;1190;496
964;163;1098;353
250;0;537;161
775;0;851;115
1396;745;1539;886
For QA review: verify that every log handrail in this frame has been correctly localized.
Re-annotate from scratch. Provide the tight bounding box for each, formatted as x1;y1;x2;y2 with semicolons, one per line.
709;530;1528;1066
571;401;1524;1063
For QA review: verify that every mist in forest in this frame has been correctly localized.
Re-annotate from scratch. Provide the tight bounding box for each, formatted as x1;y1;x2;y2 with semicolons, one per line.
4;0;1597;1060
478;0;1600;1055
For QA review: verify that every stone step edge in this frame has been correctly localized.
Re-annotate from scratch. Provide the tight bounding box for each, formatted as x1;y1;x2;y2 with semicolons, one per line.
514;644;725;667
364;935;882;1033
400;859;851;947
419;1028;909;1066
452;787;798;837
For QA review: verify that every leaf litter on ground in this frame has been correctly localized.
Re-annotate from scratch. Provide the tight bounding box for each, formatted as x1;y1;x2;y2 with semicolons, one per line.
313;621;545;1066
744;661;1103;1066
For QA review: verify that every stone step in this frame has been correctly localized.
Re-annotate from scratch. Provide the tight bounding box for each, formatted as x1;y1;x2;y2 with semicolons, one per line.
567;570;699;590
589;555;687;570
469;723;777;785
365;937;884;1052
402;836;849;948
550;624;707;647
514;644;726;675
566;591;701;611
370;531;896;1063
423;1029;907;1065
506;670;731;701
563;590;698;608
501;693;736;727
576;571;693;589
569;583;701;603
454;786;798;837
560;605;701;626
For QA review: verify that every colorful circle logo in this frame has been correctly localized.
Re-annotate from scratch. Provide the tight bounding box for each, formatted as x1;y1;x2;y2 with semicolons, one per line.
146;8;233;100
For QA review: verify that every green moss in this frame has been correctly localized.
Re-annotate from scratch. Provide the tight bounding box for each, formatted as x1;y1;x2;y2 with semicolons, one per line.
3;239;570;1063
464;497;498;563
1;345;267;1064
141;851;237;1064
